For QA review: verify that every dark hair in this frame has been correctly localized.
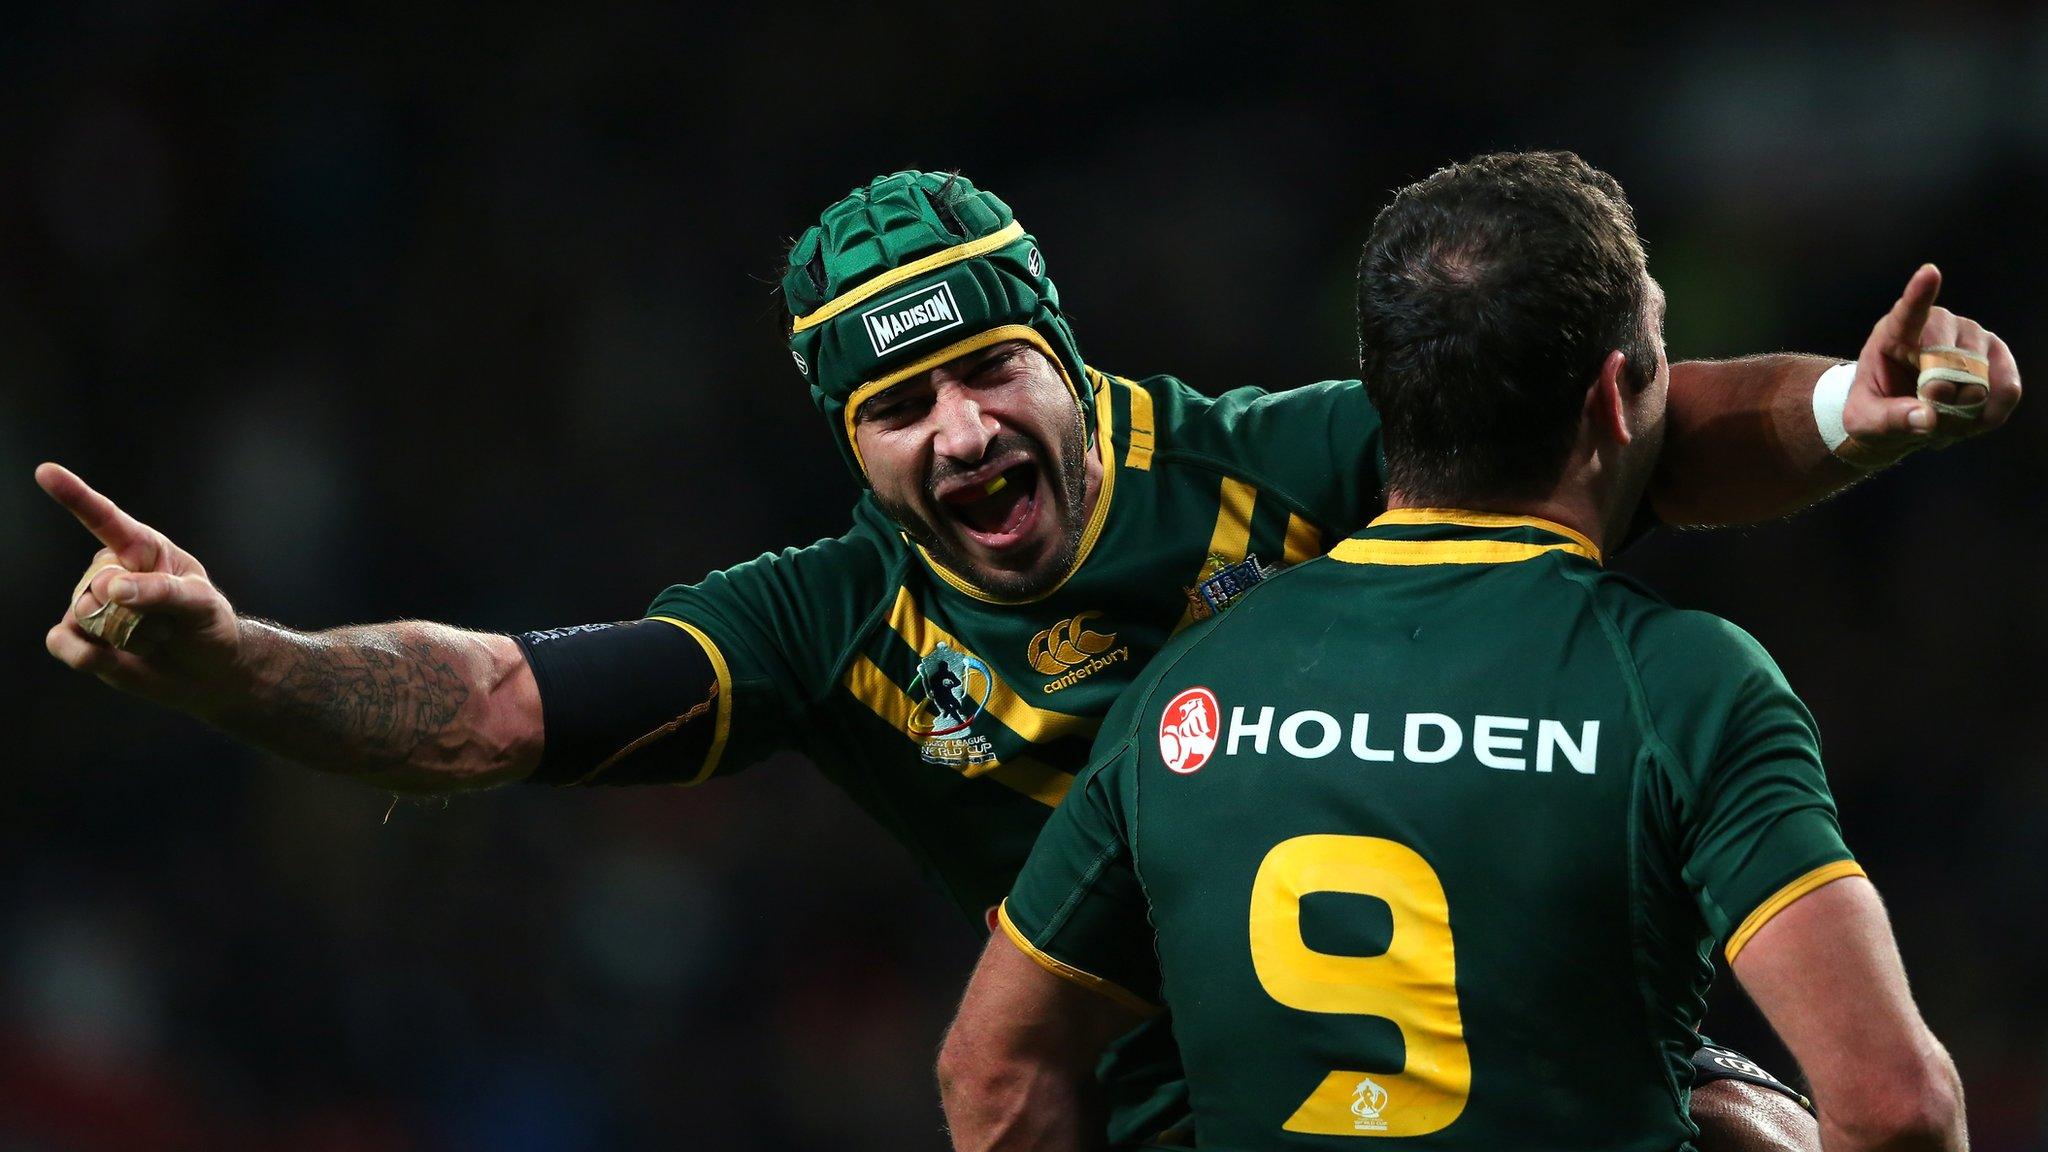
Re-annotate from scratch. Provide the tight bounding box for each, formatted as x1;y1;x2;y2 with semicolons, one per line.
1356;151;1653;503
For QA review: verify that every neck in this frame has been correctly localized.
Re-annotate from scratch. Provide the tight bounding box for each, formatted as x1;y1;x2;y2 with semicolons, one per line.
1383;490;1612;555
1078;436;1104;524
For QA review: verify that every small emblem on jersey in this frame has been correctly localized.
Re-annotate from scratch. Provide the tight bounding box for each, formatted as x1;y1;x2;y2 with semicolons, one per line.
861;280;965;356
908;642;994;738
791;348;809;376
1026;246;1043;278
1350;1078;1389;1131
1159;687;1220;774
1028;612;1131;693
1183;552;1275;622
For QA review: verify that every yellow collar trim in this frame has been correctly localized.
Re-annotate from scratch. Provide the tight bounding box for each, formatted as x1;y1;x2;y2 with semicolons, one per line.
790;221;1026;333
918;367;1119;605
1330;508;1603;568
1370;507;1603;563
842;325;1060;477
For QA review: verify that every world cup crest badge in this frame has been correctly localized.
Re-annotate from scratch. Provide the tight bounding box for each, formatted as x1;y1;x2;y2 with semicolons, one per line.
910;643;998;767
1350;1078;1389;1131
1158;687;1220;774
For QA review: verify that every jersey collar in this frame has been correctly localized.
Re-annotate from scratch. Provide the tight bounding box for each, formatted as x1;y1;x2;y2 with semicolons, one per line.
1329;508;1604;568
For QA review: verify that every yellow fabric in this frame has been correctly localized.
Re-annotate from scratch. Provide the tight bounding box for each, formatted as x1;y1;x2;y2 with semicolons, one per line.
1724;860;1868;963
1369;507;1604;564
997;901;1161;1016
644;616;734;785
1329;537;1598;567
790;221;1024;332
840;653;1074;807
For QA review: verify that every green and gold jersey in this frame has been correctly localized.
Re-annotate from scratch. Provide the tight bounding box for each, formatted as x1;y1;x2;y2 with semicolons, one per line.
591;368;1381;1142
1002;511;1861;1151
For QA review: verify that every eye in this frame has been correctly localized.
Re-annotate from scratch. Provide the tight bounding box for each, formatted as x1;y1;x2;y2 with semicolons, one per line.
865;391;928;426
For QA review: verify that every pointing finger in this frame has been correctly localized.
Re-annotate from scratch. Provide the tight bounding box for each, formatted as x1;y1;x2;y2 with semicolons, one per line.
35;462;160;568
1877;265;1942;367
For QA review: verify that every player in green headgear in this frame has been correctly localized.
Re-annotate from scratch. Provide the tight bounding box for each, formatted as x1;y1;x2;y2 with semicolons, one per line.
784;171;1103;601
38;160;2019;1150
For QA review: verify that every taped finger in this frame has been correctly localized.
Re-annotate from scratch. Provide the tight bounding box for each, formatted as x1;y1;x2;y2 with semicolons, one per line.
1917;345;1989;419
72;562;127;607
77;599;146;650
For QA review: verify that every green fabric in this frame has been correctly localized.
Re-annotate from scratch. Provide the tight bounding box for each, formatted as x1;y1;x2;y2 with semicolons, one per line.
1005;516;1854;1151
626;371;1385;1146
783;171;1089;479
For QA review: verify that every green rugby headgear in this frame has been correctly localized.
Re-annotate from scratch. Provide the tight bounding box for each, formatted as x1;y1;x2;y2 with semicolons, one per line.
783;171;1091;481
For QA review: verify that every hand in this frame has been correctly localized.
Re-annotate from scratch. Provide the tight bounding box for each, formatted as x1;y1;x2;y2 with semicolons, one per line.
39;462;246;711
1838;264;2021;467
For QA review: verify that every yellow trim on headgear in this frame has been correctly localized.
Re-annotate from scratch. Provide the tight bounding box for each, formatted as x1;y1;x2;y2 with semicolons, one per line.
841;324;1078;477
790;221;1026;333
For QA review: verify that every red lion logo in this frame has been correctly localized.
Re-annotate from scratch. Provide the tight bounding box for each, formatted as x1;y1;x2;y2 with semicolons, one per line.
1159;687;1220;774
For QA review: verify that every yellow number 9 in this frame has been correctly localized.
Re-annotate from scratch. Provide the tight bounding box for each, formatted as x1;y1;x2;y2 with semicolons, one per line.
1249;834;1470;1137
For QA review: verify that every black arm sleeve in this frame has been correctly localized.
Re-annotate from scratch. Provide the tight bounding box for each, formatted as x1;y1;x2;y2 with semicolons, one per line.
514;620;718;787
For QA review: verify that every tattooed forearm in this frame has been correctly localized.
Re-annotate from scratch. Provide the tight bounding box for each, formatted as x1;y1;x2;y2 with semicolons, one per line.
217;619;517;792
268;629;471;765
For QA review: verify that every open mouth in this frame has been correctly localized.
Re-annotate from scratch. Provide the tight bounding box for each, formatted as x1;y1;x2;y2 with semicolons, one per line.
937;460;1043;552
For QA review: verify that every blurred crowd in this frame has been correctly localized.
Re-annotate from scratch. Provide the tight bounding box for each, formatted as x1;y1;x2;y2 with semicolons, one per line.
3;4;2043;1149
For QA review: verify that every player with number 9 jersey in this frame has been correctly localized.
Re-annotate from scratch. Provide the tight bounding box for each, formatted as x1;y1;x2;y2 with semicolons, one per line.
999;509;1860;1149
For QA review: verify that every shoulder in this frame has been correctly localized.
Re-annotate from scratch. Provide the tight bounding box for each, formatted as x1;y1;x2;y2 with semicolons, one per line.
1573;571;1801;755
647;500;907;629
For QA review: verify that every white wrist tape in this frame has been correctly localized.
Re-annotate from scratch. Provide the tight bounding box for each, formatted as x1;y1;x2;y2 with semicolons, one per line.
1811;362;1857;453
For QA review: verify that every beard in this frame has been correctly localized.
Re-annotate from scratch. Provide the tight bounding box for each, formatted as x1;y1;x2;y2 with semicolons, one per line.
875;415;1091;600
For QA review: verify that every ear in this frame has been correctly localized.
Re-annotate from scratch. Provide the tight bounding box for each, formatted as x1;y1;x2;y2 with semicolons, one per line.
1583;349;1633;448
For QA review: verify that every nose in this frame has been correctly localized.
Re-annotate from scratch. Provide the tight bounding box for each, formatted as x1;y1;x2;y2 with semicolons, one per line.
930;384;997;463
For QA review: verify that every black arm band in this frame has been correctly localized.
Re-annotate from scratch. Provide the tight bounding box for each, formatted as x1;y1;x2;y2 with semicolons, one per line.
1692;1044;1814;1116
515;619;719;787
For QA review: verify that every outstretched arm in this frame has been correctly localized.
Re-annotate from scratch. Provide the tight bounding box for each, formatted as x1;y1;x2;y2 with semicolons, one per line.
38;462;542;793
1653;266;2018;526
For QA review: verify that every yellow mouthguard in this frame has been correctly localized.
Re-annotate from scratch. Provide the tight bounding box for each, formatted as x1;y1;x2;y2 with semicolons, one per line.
983;476;1009;496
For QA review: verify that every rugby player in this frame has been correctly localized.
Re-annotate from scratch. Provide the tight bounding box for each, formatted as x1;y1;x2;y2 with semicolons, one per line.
940;152;1966;1151
41;170;2012;1147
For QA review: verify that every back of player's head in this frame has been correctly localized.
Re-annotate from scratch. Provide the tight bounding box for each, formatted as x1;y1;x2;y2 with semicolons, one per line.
1356;150;1654;503
781;171;1090;481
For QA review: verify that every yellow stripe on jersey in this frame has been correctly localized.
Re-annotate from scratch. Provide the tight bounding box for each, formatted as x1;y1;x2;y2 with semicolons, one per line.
998;901;1162;1016
1371;508;1604;564
1120;376;1155;471
1725;860;1868;963
1282;512;1323;567
1329;538;1597;567
643;616;735;785
1172;476;1260;634
841;653;1074;807
883;588;1099;744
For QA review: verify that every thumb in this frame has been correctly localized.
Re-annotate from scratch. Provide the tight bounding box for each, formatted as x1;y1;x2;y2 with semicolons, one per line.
1848;394;1939;442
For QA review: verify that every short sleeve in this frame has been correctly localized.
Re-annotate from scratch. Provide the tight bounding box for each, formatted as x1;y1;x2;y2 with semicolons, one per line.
635;527;893;782
1000;743;1163;1015
1642;612;1861;962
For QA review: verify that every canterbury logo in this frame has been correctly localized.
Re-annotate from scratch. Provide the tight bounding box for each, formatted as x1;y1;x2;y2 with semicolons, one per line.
1029;612;1118;675
861;281;964;356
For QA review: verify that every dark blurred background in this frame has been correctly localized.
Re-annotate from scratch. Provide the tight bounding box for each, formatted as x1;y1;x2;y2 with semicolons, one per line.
4;3;2043;1149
